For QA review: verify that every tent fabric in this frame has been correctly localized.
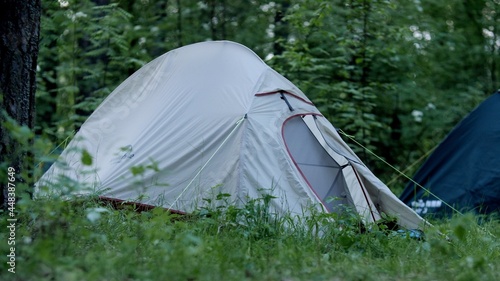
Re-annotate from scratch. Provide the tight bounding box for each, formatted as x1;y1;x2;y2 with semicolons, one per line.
282;115;352;212
400;91;500;216
37;41;425;229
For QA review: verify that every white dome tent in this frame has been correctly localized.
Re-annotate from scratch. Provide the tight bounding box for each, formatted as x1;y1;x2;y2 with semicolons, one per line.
37;41;425;230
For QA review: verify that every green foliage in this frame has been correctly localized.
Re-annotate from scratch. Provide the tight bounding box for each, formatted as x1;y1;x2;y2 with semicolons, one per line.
270;0;412;176
268;0;499;190
80;149;93;166
3;2;499;279
36;0;276;143
35;0;499;192
0;113;53;197
1;183;500;280
37;0;141;141
1;123;499;280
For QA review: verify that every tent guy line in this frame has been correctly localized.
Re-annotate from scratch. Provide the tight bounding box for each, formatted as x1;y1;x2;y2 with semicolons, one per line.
400;90;500;217
167;115;247;211
337;128;463;216
36;41;427;230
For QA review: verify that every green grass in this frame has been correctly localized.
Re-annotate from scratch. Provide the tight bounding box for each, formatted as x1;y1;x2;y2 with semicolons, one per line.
1;195;500;281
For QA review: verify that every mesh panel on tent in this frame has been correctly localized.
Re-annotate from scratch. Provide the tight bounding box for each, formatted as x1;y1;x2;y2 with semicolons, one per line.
283;115;353;212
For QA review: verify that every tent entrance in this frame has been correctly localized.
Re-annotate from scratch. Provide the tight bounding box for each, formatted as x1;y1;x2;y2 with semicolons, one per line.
282;115;353;212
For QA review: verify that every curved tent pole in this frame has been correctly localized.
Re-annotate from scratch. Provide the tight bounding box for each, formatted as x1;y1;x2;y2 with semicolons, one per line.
167;115;247;211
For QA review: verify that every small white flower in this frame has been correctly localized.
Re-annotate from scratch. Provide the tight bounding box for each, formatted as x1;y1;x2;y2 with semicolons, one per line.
411;110;423;122
58;0;69;8
86;207;109;223
74;12;87;19
197;2;208;9
68;11;87;22
426;103;436;110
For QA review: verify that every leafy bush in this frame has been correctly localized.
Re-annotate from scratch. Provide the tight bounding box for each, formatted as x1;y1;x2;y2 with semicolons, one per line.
2;176;499;281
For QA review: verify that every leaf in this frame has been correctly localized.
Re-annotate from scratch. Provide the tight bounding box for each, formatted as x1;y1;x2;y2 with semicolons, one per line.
81;149;93;166
216;193;231;200
130;165;146;176
453;224;467;242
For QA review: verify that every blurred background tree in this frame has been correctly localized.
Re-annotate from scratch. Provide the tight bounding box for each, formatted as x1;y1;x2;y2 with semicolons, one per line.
35;0;499;194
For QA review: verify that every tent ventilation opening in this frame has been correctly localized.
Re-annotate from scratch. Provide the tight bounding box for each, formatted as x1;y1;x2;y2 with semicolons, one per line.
280;91;294;111
283;115;353;212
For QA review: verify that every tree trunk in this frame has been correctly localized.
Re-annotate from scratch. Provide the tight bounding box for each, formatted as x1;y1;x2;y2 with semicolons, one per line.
0;0;41;209
273;1;289;56
209;0;218;40
177;0;183;47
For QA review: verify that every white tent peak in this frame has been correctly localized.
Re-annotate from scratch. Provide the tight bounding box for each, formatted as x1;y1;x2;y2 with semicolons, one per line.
37;40;426;230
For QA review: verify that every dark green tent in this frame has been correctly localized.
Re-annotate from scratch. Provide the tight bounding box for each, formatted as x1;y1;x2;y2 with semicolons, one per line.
400;90;500;216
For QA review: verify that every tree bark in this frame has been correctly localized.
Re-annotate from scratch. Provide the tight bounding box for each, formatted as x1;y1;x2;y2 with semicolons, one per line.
177;0;183;47
0;0;41;209
273;1;289;56
209;0;218;40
